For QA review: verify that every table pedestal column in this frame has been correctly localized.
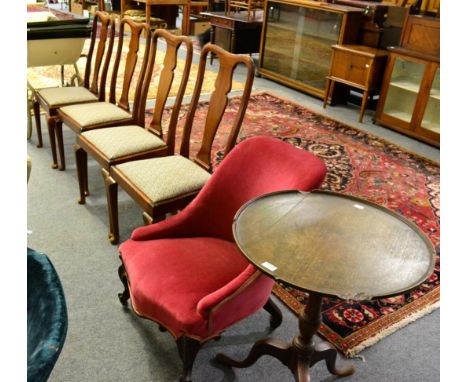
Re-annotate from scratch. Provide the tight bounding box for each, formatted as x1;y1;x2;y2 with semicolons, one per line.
216;293;355;382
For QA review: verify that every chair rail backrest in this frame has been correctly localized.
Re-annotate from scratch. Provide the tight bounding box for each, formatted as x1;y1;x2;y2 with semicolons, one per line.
109;17;150;117
137;29;193;154
84;11;115;101
180;44;255;172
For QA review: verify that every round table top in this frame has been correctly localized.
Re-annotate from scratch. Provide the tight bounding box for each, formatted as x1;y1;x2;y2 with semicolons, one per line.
233;190;436;300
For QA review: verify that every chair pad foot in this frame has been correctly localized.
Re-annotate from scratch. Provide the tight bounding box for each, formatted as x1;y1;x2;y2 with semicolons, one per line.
109;233;118;245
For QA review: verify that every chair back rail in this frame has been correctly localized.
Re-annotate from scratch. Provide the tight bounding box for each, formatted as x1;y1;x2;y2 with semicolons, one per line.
139;29;193;154
84;11;116;100
109;17;150;115
180;44;255;172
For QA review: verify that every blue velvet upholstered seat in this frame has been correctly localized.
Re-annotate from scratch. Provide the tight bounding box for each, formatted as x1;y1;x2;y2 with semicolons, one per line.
27;248;68;382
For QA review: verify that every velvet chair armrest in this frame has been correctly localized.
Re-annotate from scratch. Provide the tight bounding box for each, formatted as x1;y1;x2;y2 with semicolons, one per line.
130;201;209;241
196;264;275;336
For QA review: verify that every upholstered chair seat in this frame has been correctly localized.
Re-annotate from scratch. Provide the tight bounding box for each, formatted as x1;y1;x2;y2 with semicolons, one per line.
59;102;133;130
81;125;166;160
36;87;98;107
121;237;262;338
115;156;211;204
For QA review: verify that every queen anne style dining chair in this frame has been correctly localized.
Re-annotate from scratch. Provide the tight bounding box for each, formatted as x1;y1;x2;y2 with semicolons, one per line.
54;17;151;170
103;44;255;244
33;11;115;160
74;29;193;207
117;135;328;381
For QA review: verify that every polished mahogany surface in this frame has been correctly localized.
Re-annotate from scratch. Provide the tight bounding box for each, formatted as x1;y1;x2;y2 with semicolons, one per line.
233;190;435;300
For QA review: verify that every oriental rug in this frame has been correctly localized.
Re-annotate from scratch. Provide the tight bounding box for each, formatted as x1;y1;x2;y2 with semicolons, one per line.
147;92;440;357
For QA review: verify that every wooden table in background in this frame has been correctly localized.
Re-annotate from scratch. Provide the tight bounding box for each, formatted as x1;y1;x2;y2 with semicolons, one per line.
201;11;263;64
217;190;435;381
121;0;190;34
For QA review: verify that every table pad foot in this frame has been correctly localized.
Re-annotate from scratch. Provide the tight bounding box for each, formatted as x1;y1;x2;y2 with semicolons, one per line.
216;338;292;368
310;342;355;377
216;337;354;381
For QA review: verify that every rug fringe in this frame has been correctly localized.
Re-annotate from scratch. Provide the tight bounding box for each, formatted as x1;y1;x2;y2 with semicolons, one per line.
346;301;440;357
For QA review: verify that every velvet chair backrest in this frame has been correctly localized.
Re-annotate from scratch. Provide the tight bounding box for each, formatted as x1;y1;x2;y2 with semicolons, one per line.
133;136;327;243
27;248;68;382
194;136;327;241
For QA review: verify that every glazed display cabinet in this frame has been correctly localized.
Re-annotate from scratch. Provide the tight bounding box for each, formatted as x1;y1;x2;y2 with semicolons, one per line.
374;15;439;147
374;48;440;147
257;1;363;99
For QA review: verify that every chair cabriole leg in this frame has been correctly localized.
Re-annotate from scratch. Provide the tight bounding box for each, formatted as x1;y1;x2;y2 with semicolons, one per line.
74;144;88;204
176;336;202;382
32;100;42;148
142;211;154;226
117;261;130;306
102;168;119;244
142;212;165;226
55;120;66;171
263;297;283;329
47;116;58;169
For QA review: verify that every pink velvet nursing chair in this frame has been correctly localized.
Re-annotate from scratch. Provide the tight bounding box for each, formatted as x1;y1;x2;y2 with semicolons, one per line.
117;135;327;381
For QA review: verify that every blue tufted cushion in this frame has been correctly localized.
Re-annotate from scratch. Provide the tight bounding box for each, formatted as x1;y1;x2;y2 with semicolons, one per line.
27;248;68;382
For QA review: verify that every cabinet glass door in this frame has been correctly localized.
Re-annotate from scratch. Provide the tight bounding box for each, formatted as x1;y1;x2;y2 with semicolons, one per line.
383;57;426;123
420;67;440;134
262;2;342;91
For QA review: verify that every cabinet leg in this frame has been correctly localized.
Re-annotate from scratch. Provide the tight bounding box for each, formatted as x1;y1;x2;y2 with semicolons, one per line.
230;30;236;53
210;27;215;65
323;79;331;109
359;90;369;123
324;80;335;108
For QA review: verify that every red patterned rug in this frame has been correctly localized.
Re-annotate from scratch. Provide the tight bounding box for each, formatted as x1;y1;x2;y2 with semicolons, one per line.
147;92;440;357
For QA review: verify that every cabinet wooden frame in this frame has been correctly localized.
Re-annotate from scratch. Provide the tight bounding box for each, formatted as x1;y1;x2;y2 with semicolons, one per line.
374;48;439;147
324;44;388;122
257;0;364;99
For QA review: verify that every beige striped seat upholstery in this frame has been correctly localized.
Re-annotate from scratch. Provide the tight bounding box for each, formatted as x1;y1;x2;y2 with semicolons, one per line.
60;102;132;129
82;125;166;160
115;156;211;204
36;87;98;107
